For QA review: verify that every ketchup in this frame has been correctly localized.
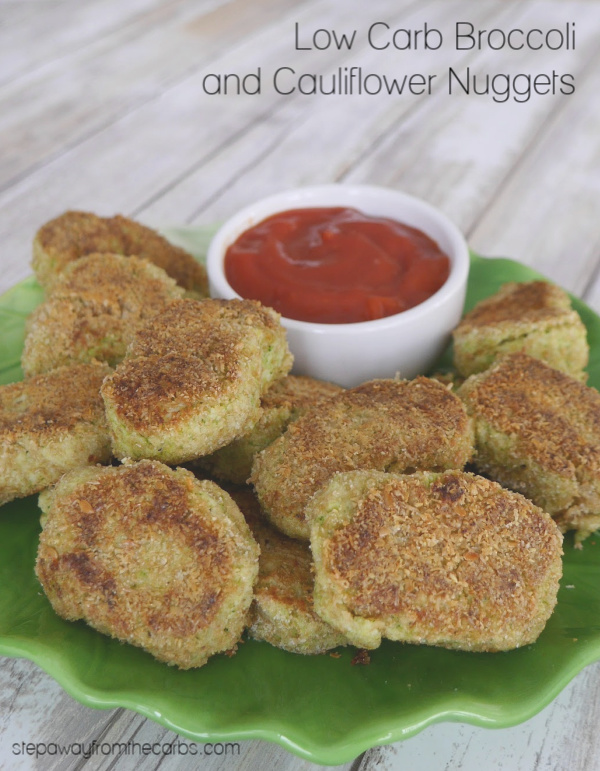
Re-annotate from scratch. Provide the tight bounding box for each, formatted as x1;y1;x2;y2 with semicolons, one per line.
224;207;450;324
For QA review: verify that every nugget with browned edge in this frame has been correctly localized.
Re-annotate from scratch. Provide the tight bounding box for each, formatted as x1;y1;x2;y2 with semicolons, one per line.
22;253;184;376
251;378;474;539
101;299;293;463
0;362;112;506
309;469;562;651
33;211;208;298
36;461;259;669
196;375;344;485
459;351;600;543
453;280;588;379
231;488;348;655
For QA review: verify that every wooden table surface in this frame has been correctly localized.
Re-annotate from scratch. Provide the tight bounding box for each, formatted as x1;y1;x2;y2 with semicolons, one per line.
1;1;600;769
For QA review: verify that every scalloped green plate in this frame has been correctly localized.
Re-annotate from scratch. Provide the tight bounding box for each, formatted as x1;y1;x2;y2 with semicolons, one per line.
2;227;600;766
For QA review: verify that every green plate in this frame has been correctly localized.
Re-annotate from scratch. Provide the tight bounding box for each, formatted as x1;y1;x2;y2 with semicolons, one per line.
2;229;600;766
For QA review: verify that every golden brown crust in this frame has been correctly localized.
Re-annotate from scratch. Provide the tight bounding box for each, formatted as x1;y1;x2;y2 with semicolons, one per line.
0;362;110;441
101;298;292;462
459;352;600;478
251;378;474;539
452;281;588;378
36;461;259;668
260;375;343;413
0;362;112;504
22;253;184;375
33;211;208;296
231;488;347;654
194;376;344;485
310;470;563;651
128;297;283;367
456;281;572;331
458;352;600;539
102;353;240;432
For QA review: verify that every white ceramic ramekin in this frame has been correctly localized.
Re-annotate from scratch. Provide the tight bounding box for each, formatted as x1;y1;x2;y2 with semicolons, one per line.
207;184;469;388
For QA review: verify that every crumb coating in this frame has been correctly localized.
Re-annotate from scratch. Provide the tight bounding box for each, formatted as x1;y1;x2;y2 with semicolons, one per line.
0;362;112;505
36;461;259;669
101;298;293;463
251;378;474;540
33;210;208;298
453;281;588;378
197;375;344;485
309;470;563;651
231;488;347;655
22;253;184;375
458;352;600;542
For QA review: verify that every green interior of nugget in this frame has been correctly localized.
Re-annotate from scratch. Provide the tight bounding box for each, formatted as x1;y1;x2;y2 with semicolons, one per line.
1;235;600;765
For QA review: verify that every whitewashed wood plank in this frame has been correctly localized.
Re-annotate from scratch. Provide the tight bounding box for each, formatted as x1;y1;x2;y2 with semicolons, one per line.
466;47;600;298
139;0;503;225
0;0;318;188
0;0;420;289
0;0;197;89
0;658;119;771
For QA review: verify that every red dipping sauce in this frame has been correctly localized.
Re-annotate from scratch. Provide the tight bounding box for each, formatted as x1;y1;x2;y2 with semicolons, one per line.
224;207;450;324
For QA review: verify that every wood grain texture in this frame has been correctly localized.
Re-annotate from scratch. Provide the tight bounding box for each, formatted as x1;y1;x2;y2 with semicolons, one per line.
1;0;600;769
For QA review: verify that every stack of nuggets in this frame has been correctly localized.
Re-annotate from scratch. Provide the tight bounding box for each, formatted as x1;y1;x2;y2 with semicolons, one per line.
2;213;589;666
2;211;296;669
33;211;208;298
251;377;475;539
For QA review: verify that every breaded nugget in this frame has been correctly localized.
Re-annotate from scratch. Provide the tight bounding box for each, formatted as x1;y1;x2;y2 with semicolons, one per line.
0;362;112;506
231;488;347;655
196;375;344;484
21;254;184;376
32;211;208;298
309;469;562;651
102;299;293;463
458;352;600;542
453;281;588;378
251;378;474;540
36;460;259;669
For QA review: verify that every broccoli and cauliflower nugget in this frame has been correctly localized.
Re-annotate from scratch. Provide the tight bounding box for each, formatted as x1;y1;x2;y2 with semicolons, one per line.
458;352;600;542
197;375;344;485
22;253;184;376
0;362;112;506
453;280;588;379
251;378;474;540
231;488;348;655
33;210;208;298
101;298;293;464
36;461;259;669
308;470;563;652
